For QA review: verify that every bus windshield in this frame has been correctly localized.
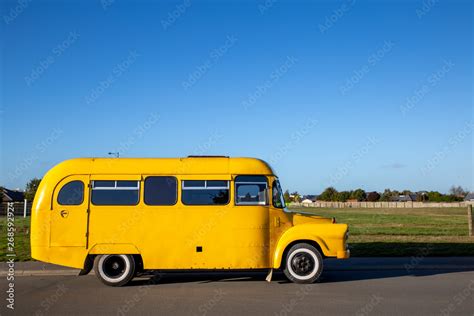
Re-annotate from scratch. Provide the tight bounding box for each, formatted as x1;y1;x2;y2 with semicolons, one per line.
272;180;286;208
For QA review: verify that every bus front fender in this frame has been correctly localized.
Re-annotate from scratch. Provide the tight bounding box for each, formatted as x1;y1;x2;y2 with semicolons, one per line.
272;223;348;269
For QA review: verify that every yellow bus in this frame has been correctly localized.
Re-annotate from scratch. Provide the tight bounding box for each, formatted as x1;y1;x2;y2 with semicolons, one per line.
31;156;349;286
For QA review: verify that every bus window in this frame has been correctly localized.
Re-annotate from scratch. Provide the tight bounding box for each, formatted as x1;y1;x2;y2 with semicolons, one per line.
144;176;177;206
91;180;139;205
181;180;229;205
272;180;286;208
57;180;84;205
235;175;267;206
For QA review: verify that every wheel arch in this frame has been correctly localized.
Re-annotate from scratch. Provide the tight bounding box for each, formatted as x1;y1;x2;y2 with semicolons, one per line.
85;243;143;275
88;243;141;255
272;225;330;269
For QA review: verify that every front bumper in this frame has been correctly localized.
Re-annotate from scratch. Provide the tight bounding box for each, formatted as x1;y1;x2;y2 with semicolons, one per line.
337;249;350;259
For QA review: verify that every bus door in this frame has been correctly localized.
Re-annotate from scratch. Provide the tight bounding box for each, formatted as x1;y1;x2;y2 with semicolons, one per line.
231;175;271;268
51;175;90;247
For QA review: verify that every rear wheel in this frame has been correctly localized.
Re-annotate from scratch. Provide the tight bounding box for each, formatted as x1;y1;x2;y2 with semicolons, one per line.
94;254;136;287
283;243;323;284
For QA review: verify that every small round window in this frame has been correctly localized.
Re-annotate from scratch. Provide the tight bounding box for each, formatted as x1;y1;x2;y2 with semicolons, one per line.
57;181;84;205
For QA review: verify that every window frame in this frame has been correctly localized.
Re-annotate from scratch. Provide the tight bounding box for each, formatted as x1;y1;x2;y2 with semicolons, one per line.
57;180;85;206
181;180;230;206
143;176;178;206
91;180;140;206
234;176;268;206
92;180;140;190
181;180;229;190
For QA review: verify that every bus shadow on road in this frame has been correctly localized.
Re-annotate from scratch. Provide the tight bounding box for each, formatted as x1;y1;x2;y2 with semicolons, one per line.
129;271;275;286
126;252;474;286
316;268;474;284
349;242;474;257
127;265;474;286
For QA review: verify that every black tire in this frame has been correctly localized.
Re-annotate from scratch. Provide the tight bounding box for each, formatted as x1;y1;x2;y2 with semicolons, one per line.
283;243;323;284
94;254;136;287
133;255;144;277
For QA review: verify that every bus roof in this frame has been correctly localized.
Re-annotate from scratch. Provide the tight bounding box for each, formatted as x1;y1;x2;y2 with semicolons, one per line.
47;157;275;177
32;157;276;211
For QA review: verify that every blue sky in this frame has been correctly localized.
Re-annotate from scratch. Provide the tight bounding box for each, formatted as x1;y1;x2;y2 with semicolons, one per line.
1;0;472;194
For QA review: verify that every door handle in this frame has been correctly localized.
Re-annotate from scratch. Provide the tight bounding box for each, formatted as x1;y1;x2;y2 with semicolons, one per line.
60;210;69;218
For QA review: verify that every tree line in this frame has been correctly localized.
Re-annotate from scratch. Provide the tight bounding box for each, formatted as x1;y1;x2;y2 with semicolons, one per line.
285;185;469;203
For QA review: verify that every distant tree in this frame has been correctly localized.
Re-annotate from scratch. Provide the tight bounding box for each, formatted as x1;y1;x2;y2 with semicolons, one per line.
380;189;392;201
401;189;413;195
291;191;302;203
319;187;338;201
25;178;41;202
283;190;291;203
445;195;463;202
337;191;352;202
427;191;443;202
350;189;367;201
380;189;400;201
426;191;463;202
366;191;381;202
449;185;468;197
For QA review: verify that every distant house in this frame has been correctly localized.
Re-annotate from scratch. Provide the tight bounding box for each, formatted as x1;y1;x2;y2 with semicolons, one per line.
2;188;25;202
301;199;313;204
464;192;474;202
302;195;317;202
391;194;417;202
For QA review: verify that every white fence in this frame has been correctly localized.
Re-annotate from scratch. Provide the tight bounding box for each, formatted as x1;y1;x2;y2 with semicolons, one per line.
289;201;471;208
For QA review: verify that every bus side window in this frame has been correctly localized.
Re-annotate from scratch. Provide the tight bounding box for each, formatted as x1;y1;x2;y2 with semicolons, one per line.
57;181;84;205
234;175;268;206
181;180;229;205
144;176;177;206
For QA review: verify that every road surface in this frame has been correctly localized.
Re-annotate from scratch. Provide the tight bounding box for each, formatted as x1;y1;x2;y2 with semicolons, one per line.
1;258;474;315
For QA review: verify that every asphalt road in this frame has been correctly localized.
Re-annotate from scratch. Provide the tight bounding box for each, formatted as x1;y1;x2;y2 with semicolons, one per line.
2;259;474;315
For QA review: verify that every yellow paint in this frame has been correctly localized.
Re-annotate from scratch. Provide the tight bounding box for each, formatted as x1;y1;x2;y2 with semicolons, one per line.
31;157;349;270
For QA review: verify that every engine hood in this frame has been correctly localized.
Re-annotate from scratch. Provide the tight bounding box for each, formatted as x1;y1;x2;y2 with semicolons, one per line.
286;210;335;225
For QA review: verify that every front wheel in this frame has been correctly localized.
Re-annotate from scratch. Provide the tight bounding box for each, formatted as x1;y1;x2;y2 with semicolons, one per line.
94;254;136;287
283;243;323;284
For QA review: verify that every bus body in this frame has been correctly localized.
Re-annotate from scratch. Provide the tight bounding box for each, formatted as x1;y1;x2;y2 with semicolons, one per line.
31;157;349;285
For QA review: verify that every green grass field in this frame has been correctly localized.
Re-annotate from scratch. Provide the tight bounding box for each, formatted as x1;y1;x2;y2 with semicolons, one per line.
1;217;31;261
1;207;473;261
290;206;474;256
